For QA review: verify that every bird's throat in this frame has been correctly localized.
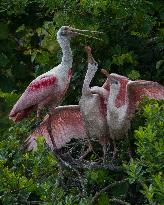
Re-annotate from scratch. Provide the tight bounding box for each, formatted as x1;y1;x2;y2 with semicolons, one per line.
58;36;73;69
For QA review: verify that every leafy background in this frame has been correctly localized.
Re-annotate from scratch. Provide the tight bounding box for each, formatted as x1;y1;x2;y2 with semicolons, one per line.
0;0;163;204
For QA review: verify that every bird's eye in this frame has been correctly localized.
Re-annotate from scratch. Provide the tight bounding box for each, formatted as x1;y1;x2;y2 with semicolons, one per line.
111;80;118;84
61;29;67;36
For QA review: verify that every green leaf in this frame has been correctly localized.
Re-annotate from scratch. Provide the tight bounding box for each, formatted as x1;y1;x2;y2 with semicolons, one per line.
0;22;9;39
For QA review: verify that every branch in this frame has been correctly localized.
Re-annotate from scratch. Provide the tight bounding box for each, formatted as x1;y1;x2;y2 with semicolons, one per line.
91;178;129;204
52;149;87;196
59;151;122;172
72;160;122;171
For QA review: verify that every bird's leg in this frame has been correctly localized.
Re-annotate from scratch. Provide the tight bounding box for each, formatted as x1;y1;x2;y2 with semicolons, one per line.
79;130;97;160
34;109;42;128
102;143;111;163
99;136;110;162
102;144;107;163
36;108;41;119
127;134;132;159
37;96;52;118
112;139;118;160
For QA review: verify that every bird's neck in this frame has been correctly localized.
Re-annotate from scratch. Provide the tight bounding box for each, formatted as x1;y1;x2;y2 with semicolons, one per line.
108;86;129;120
108;88;120;110
57;36;73;70
108;87;128;126
82;63;98;95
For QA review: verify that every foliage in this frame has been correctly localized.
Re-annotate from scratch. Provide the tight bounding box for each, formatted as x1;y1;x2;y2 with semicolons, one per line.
124;99;164;205
0;98;163;204
0;0;164;204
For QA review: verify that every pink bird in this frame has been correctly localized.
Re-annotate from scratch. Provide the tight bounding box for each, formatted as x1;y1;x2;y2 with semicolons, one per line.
79;46;110;157
102;69;164;153
9;26;99;122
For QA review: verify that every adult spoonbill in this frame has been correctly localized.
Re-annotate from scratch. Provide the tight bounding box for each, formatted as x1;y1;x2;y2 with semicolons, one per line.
9;26;99;122
102;69;164;153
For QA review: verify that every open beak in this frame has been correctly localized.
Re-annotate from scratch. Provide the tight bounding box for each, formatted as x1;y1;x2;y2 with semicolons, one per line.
70;27;103;41
71;28;104;34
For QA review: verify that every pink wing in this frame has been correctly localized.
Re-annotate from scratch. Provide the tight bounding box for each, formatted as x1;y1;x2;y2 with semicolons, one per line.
9;75;57;122
26;105;86;150
127;80;164;115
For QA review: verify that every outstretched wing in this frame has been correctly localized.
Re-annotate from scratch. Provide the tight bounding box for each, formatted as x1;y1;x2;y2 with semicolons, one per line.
127;80;164;115
9;75;57;122
26;105;86;150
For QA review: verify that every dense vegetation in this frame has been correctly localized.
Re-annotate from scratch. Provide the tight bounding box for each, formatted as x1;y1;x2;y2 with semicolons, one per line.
0;0;163;204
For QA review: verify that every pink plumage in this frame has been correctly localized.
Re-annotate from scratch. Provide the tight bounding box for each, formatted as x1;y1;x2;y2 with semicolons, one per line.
9;26;78;122
26;105;86;150
9;68;74;122
127;80;164;115
102;69;164;142
28;75;56;91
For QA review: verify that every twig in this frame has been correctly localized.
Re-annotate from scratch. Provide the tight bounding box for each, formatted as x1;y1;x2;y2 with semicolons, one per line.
73;160;122;171
60;152;122;171
53;151;86;196
91;178;129;204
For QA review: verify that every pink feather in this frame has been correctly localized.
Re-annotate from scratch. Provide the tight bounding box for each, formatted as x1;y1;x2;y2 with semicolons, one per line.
127;80;164;115
26;105;86;150
9;75;59;122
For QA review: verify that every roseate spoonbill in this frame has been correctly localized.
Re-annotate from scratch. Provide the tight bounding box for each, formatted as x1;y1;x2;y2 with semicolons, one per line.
102;69;164;153
79;46;109;157
26;105;87;150
9;26;100;122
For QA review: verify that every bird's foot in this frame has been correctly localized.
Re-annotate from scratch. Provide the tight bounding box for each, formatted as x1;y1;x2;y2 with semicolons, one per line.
102;144;110;163
111;146;118;161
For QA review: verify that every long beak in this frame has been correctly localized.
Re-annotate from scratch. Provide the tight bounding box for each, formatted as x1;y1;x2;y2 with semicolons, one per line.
70;27;103;41
101;69;110;77
74;32;103;41
72;28;104;34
